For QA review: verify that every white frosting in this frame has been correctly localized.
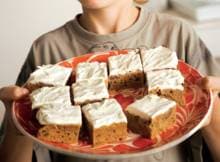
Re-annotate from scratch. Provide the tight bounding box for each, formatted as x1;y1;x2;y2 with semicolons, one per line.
72;79;109;104
82;99;127;128
126;94;176;119
36;104;82;125
76;62;107;82
108;53;143;76
141;46;178;72
30;86;71;109
147;69;184;91
27;64;72;86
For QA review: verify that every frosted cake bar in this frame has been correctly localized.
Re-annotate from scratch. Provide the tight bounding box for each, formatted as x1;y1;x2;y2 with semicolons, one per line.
147;69;185;106
126;94;176;138
108;52;144;90
82;99;127;146
37;104;82;144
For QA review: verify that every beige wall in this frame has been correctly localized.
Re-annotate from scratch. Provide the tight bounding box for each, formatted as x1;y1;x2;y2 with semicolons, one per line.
0;0;82;87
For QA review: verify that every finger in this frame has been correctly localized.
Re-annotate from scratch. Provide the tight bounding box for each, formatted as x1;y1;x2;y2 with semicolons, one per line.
200;76;220;91
202;114;211;127
0;86;29;102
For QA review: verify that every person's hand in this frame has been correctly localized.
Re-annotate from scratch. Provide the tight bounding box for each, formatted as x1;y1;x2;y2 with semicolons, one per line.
0;85;29;130
0;86;29;103
200;76;220;127
200;76;220;92
0;86;32;162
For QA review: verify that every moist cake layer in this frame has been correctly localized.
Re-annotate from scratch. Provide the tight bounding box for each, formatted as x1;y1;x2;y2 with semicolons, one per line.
109;70;145;90
90;123;127;146
37;125;81;144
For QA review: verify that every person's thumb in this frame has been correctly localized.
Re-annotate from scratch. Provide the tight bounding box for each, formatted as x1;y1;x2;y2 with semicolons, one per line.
200;76;220;91
0;86;29;102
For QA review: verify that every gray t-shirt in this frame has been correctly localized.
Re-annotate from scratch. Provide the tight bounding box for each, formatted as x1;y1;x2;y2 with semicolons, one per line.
16;7;220;162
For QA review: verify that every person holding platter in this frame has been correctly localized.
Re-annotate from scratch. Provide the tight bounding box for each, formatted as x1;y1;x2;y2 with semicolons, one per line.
1;0;220;162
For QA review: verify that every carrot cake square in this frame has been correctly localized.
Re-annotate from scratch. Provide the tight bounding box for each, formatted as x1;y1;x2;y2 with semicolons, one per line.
125;94;176;138
26;64;72;91
140;46;178;72
108;52;145;90
147;69;185;106
75;62;108;82
30;86;72;109
72;79;109;105
82;99;127;146
36;104;82;144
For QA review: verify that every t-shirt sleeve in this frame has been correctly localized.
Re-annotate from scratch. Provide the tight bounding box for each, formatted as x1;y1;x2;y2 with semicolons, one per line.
16;45;37;86
182;22;220;76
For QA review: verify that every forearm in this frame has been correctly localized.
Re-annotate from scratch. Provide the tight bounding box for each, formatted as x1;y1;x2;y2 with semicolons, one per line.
0;102;33;162
202;96;220;162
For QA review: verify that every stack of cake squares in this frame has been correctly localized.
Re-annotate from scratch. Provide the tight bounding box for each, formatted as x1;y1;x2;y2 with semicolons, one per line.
28;65;82;144
124;46;184;138
140;46;184;106
73;61;128;146
72;62;109;105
